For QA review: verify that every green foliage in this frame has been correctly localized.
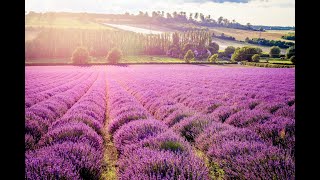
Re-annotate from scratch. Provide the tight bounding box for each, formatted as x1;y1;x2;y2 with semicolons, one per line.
269;46;281;58
168;46;181;58
286;46;295;59
282;32;295;40
159;141;184;152
231;46;262;62
172;32;180;46
183;43;194;54
224;46;236;57
208;42;219;54
290;55;295;64
247;38;294;49
252;54;260;62
208;54;218;63
184;50;195;63
71;47;89;64
241;61;294;68
106;48;122;64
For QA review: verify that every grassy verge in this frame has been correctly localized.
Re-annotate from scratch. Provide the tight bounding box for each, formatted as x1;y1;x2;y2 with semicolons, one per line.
241;61;294;68
100;108;118;180
194;149;224;180
260;58;293;64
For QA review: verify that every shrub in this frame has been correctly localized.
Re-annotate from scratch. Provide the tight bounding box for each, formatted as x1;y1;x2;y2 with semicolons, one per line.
290;55;295;64
251;54;260;62
231;46;262;62
172;114;213;142
224;46;236;57
184;50;195;63
167;46;181;58
208;42;219;54
208;54;218;63
269;46;281;58
113;119;168;152
106;48;122;64
183;43;194;54
260;52;269;58
207;141;295;179
71;47;89;64
138;130;192;154
286;46;295;59
118;148;210;179
26;142;102;179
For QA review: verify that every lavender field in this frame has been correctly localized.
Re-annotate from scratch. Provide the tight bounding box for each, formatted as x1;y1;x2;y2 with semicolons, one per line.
25;65;295;179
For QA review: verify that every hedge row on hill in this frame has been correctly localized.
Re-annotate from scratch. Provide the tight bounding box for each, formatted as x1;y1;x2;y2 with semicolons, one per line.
241;61;294;68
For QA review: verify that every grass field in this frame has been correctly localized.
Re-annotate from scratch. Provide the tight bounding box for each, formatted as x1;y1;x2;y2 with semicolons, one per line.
212;38;287;54
25;16;115;30
210;27;295;42
260;58;293;64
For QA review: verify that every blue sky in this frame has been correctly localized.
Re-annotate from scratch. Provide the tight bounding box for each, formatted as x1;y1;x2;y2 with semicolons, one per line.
25;0;295;26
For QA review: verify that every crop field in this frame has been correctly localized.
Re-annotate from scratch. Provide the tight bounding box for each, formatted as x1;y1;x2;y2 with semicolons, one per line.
25;65;295;179
25;16;114;30
210;27;295;42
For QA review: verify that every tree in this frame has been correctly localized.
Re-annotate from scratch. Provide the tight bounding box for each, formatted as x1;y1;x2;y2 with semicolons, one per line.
252;54;260;62
183;43;194;54
184;50;194;63
286;46;295;59
166;13;172;19
290;56;295;64
199;13;205;22
172;32;180;46
246;23;252;29
208;54;218;63
71;47;89;65
106;48;122;64
189;13;193;21
231;46;262;62
208;42;219;54
194;13;199;20
269;46;281;58
224;46;236;57
218;16;223;25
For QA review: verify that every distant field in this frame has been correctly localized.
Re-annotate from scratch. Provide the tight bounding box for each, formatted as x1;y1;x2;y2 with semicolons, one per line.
25;16;115;30
210;27;295;42
212;38;287;54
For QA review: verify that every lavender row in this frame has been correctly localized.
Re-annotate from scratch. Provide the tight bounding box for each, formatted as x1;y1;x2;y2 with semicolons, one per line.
109;66;295;152
106;79;210;179
194;121;295;179
106;65;295;178
25;71;94;108
26;71;107;180
25;72;98;149
25;72;84;95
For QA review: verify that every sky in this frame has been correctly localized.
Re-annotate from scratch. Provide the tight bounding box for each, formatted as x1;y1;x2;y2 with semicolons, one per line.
25;0;295;26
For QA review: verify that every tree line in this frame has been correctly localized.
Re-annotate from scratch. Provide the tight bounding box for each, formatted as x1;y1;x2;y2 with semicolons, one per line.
245;38;295;49
25;28;214;59
26;11;263;31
